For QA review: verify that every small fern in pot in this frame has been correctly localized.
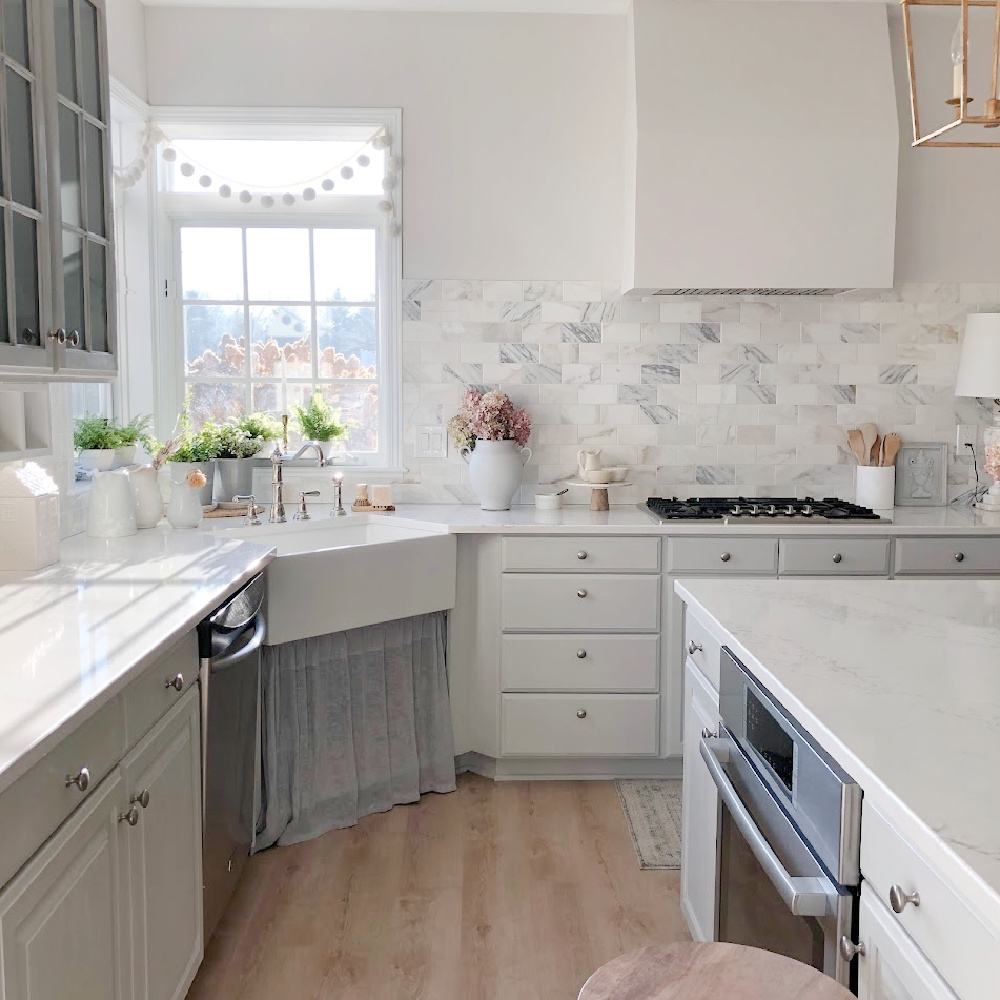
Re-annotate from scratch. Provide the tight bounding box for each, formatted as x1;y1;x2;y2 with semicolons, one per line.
291;393;346;443
166;424;221;506
74;414;120;471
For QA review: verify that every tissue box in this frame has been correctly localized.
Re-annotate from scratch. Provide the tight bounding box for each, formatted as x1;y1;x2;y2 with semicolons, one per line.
0;494;60;571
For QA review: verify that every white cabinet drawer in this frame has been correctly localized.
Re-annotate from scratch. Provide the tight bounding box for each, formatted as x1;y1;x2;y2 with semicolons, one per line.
0;695;126;889
501;574;660;632
667;537;778;574
684;607;722;691
779;537;890;576
501;694;659;756
861;801;1000;1000
894;536;1000;575
502;536;660;573
123;630;199;750
501;634;659;692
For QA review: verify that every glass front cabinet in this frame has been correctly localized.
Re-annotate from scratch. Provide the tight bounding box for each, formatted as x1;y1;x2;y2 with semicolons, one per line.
0;0;115;375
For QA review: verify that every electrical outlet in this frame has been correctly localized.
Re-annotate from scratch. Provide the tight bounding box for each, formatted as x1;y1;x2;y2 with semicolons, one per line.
414;425;447;459
956;424;978;458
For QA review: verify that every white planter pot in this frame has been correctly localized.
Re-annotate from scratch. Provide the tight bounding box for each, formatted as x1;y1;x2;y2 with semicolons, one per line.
167;461;215;508
462;439;533;511
113;444;136;469
78;449;116;472
215;458;254;503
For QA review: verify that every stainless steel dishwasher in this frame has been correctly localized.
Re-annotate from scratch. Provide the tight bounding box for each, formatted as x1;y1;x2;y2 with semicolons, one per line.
197;572;265;943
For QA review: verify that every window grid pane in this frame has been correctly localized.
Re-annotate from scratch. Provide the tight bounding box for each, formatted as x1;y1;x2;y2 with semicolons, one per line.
180;224;381;454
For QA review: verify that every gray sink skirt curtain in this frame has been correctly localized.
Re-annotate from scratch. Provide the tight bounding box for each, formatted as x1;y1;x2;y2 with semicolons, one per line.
255;611;456;850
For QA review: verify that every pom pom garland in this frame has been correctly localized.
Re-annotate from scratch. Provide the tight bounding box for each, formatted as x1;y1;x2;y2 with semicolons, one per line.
162;147;178;162
239;190;252;203
322;179;335;191
340;166;354;180
219;185;232;198
282;193;295;206
357;154;370;168
180;162;195;177
377;200;392;214
260;195;275;208
198;174;212;188
302;187;316;201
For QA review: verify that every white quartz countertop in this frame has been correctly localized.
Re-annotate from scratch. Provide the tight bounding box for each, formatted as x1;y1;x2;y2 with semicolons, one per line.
0;526;273;796
675;576;1000;932
373;503;1000;535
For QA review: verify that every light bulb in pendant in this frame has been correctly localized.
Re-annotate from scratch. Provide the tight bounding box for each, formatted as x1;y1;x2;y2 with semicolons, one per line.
951;17;965;101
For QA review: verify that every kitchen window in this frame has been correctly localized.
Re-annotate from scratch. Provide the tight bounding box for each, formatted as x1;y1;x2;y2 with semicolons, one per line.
155;112;402;468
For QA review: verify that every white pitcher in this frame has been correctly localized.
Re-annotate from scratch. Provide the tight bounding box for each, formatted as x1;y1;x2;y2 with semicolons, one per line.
461;439;533;511
577;449;602;479
87;469;138;538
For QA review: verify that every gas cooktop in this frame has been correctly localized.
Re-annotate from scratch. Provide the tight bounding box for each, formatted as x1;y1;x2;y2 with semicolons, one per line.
643;496;883;523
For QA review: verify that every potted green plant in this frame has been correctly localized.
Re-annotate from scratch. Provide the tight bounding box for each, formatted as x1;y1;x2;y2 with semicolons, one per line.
214;414;275;502
290;393;347;444
113;414;154;468
74;414;120;471
166;424;221;506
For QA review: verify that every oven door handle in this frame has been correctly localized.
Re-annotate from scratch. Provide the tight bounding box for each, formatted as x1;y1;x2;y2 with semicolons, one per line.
700;736;838;918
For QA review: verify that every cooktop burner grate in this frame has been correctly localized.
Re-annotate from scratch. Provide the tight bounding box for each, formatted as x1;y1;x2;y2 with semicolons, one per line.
644;496;882;521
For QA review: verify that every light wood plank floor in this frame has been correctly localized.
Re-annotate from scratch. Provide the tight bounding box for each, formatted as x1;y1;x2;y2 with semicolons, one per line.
186;774;690;1000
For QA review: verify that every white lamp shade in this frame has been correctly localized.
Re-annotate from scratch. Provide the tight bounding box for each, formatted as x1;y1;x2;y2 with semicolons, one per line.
955;314;1000;398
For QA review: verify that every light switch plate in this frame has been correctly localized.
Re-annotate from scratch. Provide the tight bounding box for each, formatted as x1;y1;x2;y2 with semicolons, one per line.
415;425;447;459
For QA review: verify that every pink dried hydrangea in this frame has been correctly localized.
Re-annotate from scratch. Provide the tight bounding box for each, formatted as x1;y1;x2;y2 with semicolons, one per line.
448;388;532;450
985;444;1000;481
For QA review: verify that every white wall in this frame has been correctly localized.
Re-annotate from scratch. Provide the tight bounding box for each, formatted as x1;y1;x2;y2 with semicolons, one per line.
144;8;626;282
105;0;147;101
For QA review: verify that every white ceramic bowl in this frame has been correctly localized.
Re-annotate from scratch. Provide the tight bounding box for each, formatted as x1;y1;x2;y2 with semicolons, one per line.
586;469;613;484
606;466;628;483
534;491;564;510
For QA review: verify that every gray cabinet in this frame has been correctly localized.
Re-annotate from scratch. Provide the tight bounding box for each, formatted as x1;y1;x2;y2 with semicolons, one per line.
0;0;115;375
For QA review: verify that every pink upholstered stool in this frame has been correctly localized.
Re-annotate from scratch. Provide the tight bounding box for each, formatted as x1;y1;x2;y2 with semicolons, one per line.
578;942;853;1000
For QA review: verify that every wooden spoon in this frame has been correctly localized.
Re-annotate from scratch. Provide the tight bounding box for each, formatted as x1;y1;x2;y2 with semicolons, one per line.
847;429;867;466
860;423;878;468
871;434;882;467
882;432;901;468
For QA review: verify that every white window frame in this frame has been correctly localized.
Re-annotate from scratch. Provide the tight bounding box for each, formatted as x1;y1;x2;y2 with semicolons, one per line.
152;106;402;471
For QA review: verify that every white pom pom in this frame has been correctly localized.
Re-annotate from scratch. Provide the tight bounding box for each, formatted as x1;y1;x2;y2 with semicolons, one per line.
377;200;392;214
198;174;212;188
322;179;335;191
260;195;275;208
371;135;389;150
180;162;195;177
388;222;401;237
357;154;370;168
302;188;316;201
381;176;394;191
340;166;354;180
239;190;253;204
219;185;232;198
162;147;177;162
387;156;401;172
282;193;295;206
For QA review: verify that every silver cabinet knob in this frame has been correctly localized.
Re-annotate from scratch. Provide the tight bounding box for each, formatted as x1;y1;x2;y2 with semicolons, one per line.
577;589;588;598
688;640;703;655
889;884;920;913
576;709;587;719
701;727;719;740
955;552;965;563
119;804;140;826
64;767;90;792
66;330;80;347
720;552;731;563
165;674;184;692
132;789;150;810
832;553;843;564
576;649;587;659
46;328;67;344
839;936;866;961
576;551;588;560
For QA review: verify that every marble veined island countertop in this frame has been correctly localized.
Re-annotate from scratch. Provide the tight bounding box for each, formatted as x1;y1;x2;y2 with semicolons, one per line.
0;526;273;795
675;576;1000;933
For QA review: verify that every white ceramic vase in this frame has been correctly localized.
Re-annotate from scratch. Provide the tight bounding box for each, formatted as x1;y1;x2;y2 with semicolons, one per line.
461;439;533;511
129;465;164;528
167;472;203;528
167;461;215;507
87;469;137;538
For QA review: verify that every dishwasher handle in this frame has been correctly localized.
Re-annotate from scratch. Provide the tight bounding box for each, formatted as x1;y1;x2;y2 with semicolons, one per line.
209;615;266;671
700;735;837;918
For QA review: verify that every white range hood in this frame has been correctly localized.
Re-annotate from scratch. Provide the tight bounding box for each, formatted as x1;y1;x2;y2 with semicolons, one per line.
623;0;899;296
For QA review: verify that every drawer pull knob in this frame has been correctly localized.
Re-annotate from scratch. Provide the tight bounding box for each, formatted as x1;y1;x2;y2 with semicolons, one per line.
165;674;184;692
889;885;920;913
577;551;588;560
955;552;965;563
832;553;843;564
576;709;587;719
701;727;719;740
720;552;731;563
576;649;587;659
839;936;866;961
577;589;588;598
119;805;140;827
688;640;703;655
132;789;150;810
64;767;90;793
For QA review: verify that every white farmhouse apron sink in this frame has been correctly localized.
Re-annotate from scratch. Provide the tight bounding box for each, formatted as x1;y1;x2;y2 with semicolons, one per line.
217;515;457;644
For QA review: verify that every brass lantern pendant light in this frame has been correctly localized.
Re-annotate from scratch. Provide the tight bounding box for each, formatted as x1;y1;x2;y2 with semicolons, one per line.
902;0;1000;146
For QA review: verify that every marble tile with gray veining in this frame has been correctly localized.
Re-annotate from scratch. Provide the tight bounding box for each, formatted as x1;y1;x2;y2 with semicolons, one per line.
721;363;759;385
402;279;440;301
522;364;563;384
817;384;857;404
561;323;603;343
500;343;539;364
696;465;736;485
523;280;563;302
638;403;679;425
880;364;918;385
738;384;777;404
441;363;484;385
500;301;541;323
640;364;681;384
839;323;880;343
680;322;721;343
741;344;776;364
660;345;700;364
442;279;483;301
579;301;620;323
619;384;657;404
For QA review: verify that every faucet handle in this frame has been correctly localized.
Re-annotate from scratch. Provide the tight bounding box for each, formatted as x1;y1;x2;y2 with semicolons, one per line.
293;491;321;521
234;494;261;526
269;444;283;465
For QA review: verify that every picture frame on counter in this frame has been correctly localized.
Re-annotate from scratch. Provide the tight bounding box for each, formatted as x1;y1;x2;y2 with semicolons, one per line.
894;442;948;506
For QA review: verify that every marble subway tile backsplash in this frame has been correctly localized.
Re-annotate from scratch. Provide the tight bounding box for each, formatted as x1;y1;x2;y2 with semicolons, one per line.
398;281;992;506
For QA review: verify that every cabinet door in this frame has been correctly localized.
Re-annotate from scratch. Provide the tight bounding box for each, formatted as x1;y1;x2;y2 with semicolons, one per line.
0;768;130;1000
857;883;957;1000
121;687;203;1000
680;658;720;943
46;0;116;374
0;0;53;370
